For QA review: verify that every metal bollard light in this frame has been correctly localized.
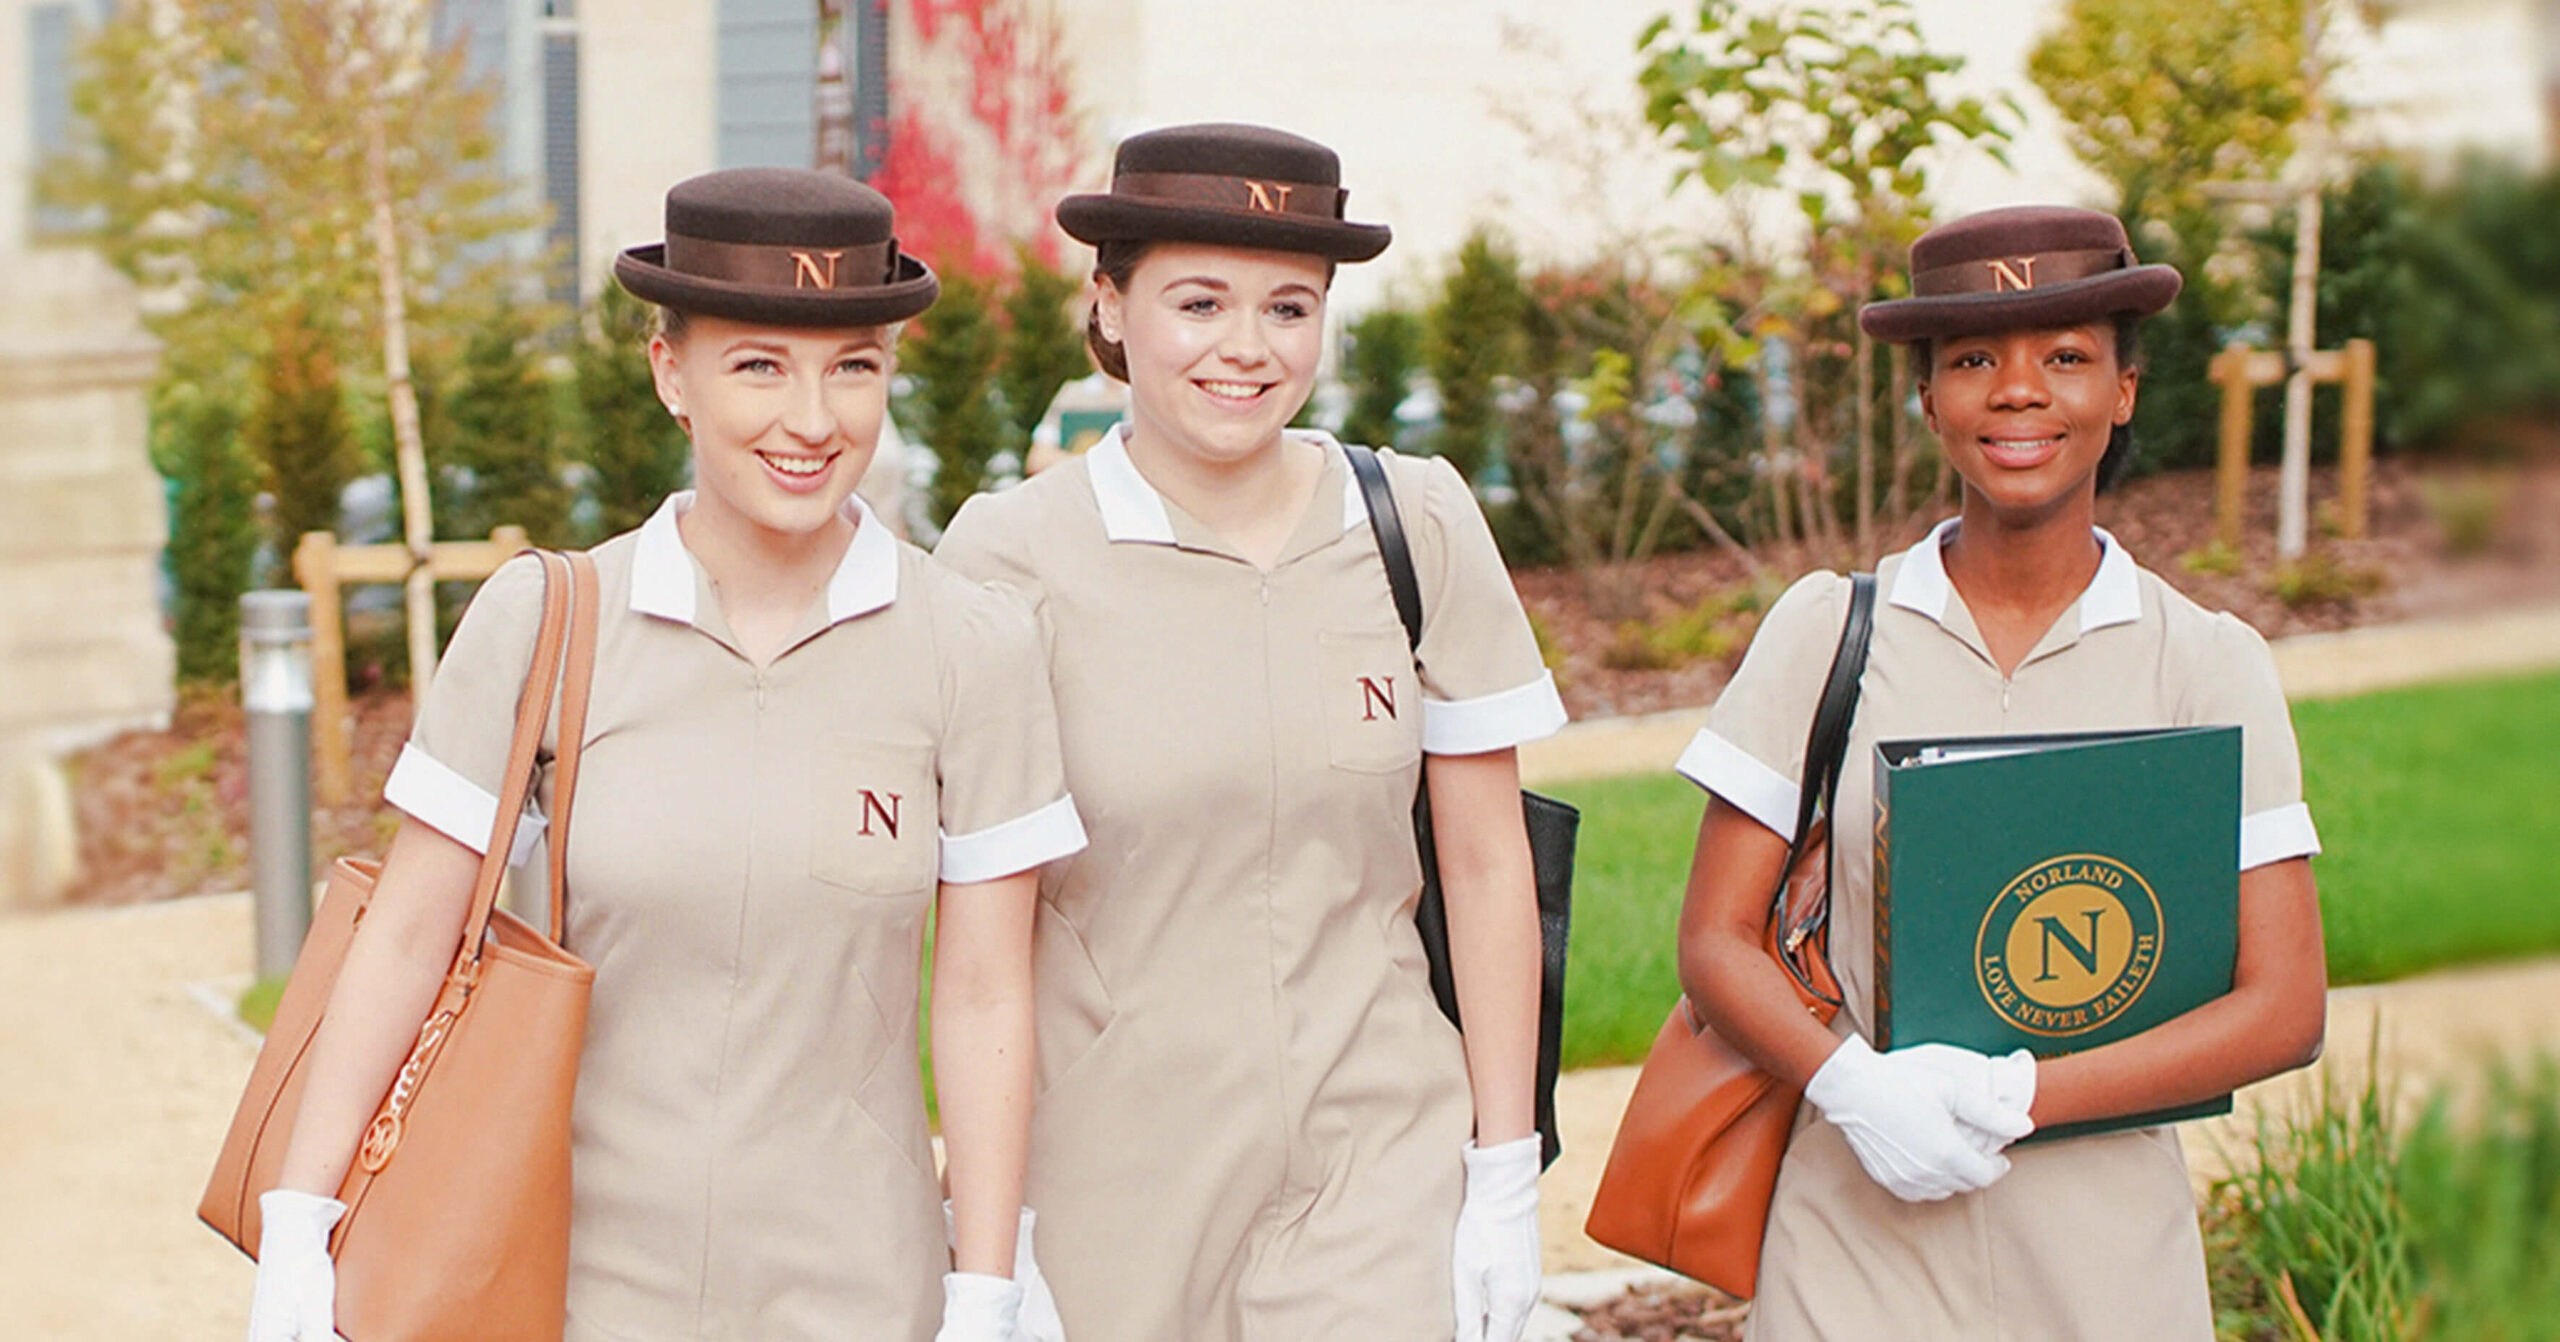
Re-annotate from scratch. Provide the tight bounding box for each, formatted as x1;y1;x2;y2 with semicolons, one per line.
241;590;317;979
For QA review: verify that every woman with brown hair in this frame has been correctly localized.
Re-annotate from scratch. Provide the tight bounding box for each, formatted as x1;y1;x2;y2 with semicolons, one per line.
1672;205;2327;1339
936;123;1565;1342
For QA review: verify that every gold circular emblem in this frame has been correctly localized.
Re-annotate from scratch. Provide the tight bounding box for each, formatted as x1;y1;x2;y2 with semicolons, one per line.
1974;853;2162;1038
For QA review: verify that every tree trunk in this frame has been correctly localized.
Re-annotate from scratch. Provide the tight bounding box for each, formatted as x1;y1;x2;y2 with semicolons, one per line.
1854;312;1875;561
367;109;437;696
1757;360;1794;547
1887;342;1914;524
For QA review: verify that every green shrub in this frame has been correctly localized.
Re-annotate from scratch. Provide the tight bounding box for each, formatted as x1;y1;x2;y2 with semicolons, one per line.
2209;1050;2560;1340
900;267;1008;529
1340;306;1424;450
2419;474;2508;558
2179;540;2242;577
996;246;1088;445
574;283;691;540
439;303;571;546
2270;549;2383;608
250;305;359;549
153;381;260;684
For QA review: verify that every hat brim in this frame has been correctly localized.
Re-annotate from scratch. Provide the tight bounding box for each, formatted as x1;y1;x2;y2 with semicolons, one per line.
612;245;940;327
1858;266;2182;344
1056;195;1391;263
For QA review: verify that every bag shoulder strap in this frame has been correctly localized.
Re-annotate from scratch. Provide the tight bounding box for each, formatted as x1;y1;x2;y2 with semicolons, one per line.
1345;444;1426;653
1769;572;1877;990
455;550;594;969
544;550;600;946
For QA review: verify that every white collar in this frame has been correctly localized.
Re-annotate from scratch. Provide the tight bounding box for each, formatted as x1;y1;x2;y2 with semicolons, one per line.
1887;517;2143;635
1085;422;1367;546
629;490;899;627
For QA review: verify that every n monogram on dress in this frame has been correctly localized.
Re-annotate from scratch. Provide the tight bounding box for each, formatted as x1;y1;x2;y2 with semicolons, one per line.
1359;675;1398;722
856;789;902;838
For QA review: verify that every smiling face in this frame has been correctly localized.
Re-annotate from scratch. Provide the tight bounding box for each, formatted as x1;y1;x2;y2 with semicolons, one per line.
1094;242;1329;469
1920;322;2139;522
648;314;891;540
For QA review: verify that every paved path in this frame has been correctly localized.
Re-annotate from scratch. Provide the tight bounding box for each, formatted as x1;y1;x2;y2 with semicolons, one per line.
1518;601;2560;786
4;603;2556;1335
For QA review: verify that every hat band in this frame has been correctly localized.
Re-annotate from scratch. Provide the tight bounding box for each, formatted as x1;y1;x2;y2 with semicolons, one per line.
1912;247;2130;298
663;234;898;291
1111;171;1345;221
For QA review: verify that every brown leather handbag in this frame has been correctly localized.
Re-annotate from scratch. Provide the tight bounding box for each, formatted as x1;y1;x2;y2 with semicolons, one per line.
1584;572;1873;1299
200;550;600;1341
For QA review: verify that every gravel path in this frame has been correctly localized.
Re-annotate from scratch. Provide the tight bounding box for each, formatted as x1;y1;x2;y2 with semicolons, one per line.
6;604;2557;1335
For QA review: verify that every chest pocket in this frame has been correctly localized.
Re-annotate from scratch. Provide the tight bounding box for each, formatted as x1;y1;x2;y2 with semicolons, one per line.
1319;627;1423;774
811;736;940;896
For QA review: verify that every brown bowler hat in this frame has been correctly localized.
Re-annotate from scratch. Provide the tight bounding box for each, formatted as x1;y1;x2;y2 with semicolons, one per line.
1056;123;1392;263
1858;205;2181;344
614;168;939;327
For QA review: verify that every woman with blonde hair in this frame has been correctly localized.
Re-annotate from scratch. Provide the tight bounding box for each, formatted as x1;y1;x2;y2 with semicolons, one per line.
243;168;1082;1342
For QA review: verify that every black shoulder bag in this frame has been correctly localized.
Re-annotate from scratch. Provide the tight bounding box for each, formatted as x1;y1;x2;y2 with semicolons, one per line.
1345;444;1576;1169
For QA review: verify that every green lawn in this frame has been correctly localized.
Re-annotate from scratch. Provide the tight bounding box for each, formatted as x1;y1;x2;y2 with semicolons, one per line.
1547;669;2560;1070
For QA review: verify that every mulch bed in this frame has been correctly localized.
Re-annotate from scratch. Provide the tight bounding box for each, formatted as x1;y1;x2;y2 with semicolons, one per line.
60;455;2560;907
1570;1281;1750;1340
1522;454;2560;720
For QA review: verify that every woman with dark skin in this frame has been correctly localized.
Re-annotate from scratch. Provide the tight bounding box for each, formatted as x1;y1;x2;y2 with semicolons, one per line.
1672;206;2325;1339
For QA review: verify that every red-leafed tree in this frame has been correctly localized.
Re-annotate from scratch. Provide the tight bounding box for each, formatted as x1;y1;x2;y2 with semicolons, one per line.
871;0;1091;279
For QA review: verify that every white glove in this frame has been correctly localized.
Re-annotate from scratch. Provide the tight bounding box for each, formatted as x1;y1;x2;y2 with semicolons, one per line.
1804;1036;2034;1202
1012;1207;1066;1342
943;1200;1065;1341
1451;1135;1542;1342
246;1188;344;1342
1896;1043;2039;1156
934;1272;1022;1342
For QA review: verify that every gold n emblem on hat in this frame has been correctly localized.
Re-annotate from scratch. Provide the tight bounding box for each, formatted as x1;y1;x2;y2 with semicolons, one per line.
1986;257;2039;292
1243;180;1294;213
791;249;846;289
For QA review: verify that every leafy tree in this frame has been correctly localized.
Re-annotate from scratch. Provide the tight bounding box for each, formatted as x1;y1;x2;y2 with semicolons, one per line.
2029;0;2314;472
2028;0;2308;227
153;382;260;684
438;304;571;546
576;283;691;539
997;246;1089;444
43;0;533;391
1638;0;2013;552
1340;307;1425;450
1424;231;1530;481
901;268;1009;528
249;307;359;549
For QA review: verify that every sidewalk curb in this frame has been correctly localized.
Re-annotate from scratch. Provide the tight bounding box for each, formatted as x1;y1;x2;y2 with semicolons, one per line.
1519;602;2560;786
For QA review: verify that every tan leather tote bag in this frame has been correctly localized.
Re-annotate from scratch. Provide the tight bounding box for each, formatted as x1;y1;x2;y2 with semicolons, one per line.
200;549;599;1341
1584;573;1872;1299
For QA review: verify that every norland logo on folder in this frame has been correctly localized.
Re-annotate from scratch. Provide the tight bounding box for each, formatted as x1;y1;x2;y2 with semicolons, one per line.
1874;725;2243;1141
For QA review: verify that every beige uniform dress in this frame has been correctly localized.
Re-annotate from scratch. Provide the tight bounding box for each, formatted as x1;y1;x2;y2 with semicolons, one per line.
934;427;1567;1341
383;493;1086;1342
1678;520;2321;1342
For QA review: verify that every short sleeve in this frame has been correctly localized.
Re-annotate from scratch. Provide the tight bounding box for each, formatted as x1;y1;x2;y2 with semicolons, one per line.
1674;571;1849;839
381;554;549;865
1398;452;1568;754
2187;613;2320;869
931;578;1085;884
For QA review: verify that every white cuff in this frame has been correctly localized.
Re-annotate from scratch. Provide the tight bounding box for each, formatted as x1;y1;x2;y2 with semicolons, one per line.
1673;728;1800;839
2240;801;2321;870
939;794;1087;885
383;742;545;868
1421;673;1569;755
